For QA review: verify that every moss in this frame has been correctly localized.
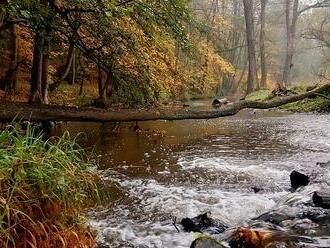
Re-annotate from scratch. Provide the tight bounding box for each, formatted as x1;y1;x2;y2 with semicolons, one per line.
281;84;330;112
244;86;330;113
191;236;225;248
245;90;274;101
280;96;330;112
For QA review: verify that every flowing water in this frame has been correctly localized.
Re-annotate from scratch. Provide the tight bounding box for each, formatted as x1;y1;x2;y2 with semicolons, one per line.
53;105;330;248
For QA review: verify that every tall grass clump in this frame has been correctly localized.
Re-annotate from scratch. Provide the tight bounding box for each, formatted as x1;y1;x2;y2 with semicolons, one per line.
0;124;101;247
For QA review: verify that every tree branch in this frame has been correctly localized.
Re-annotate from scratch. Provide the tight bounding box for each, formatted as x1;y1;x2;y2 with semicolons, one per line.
298;0;330;14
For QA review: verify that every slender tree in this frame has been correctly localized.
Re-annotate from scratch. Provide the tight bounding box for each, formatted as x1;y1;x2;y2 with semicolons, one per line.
260;0;268;88
282;0;299;86
243;0;258;93
29;32;44;103
282;0;330;85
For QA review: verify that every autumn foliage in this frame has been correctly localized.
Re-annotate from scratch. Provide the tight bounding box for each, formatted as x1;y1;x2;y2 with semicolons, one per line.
0;0;234;107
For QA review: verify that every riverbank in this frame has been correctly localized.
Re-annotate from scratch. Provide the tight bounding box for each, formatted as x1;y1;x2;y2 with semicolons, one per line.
0;124;103;247
245;85;330;112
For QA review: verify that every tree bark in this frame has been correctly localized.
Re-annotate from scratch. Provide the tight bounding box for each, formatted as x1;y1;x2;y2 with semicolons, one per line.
41;34;50;104
282;0;299;86
0;9;5;30
243;0;258;94
97;65;104;101
29;32;44;103
97;64;114;105
1;22;19;93
78;52;85;96
260;0;267;88
69;47;76;85
1;84;328;123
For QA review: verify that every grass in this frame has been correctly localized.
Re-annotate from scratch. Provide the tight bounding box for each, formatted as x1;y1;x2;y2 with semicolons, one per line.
280;96;330;112
0;124;102;247
245;90;274;101
280;85;330;112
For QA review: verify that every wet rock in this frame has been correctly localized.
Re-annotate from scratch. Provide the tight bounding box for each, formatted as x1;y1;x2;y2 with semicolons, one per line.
312;191;330;209
253;206;298;225
181;212;228;234
255;201;330;228
190;237;225;248
290;170;309;190
288;218;318;230
251;187;262;193
316;161;330;167
41;121;56;133
299;207;330;223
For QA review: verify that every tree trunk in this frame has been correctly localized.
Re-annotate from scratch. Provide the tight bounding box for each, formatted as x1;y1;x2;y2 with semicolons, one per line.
260;0;267;88
0;84;328;123
1;22;19;93
0;9;5;30
78;52;85;96
97;65;104;101
282;0;299;86
106;70;114;98
97;64;115;106
49;42;74;91
41;35;50;104
243;0;258;94
29;32;44;103
69;47;76;85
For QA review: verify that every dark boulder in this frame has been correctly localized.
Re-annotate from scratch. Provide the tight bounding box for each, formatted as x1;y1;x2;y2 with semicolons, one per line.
41;121;56;133
181;212;228;234
290;170;309;190
181;218;199;232
312;191;330;209
251;187;262;193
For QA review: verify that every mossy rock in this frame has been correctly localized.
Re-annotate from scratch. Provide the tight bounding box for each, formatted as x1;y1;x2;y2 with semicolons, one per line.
190;237;225;248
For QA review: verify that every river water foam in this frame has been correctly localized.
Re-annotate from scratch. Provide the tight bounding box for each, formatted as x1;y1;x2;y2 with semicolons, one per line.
54;110;330;248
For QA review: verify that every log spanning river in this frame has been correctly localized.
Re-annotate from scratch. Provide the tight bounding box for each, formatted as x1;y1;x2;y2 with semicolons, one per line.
53;106;330;248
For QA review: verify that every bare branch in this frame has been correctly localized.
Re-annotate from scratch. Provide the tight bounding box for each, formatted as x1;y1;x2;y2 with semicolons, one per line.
298;0;330;15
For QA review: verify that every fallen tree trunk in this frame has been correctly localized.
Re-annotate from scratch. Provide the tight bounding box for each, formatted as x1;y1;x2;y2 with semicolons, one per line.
0;84;329;123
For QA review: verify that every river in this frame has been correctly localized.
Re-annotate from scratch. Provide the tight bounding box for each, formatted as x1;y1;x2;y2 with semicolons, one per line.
53;107;330;248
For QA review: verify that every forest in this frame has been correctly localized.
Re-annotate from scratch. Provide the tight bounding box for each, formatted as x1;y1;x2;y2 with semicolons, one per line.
0;0;330;248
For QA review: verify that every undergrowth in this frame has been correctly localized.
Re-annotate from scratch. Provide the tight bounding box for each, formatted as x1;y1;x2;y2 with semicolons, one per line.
280;85;330;112
0;124;102;247
280;96;330;112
